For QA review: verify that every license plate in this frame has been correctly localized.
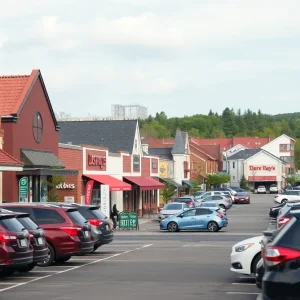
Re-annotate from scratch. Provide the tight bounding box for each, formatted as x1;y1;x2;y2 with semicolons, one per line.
83;231;90;238
37;237;44;245
20;239;27;247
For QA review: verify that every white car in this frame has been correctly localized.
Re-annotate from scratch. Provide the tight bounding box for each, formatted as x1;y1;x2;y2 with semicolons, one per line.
274;190;300;204
257;186;266;194
230;235;262;275
269;184;278;194
158;203;188;221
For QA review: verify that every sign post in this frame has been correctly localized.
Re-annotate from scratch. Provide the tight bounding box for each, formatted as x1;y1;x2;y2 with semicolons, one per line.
19;177;28;203
100;185;110;218
119;211;139;230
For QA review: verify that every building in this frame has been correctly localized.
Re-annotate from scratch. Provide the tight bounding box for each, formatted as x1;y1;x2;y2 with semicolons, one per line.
228;148;286;191
57;120;163;216
223;144;248;172
0;69;78;203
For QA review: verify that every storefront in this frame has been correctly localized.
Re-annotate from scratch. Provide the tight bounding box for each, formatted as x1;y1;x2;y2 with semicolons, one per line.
0;69;78;203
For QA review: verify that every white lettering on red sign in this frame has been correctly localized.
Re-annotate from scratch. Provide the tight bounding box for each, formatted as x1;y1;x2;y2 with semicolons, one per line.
88;154;106;169
249;165;275;171
56;183;75;189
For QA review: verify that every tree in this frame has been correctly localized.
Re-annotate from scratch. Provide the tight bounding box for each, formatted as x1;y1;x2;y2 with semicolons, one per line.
240;175;248;189
295;139;300;170
42;175;65;202
287;175;296;186
161;182;176;204
206;173;230;187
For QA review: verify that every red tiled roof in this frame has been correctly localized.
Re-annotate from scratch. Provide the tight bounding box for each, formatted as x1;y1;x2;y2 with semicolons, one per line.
0;149;23;167
0;70;39;116
143;138;174;148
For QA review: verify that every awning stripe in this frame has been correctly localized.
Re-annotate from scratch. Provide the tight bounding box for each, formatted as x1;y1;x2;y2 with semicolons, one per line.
84;175;132;191
123;176;164;190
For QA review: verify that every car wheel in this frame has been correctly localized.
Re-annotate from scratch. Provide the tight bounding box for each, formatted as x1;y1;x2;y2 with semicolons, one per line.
281;199;287;204
0;268;15;277
251;253;261;275
37;243;55;267
56;256;71;263
207;221;219;232
17;263;36;273
219;204;226;209
167;222;179;232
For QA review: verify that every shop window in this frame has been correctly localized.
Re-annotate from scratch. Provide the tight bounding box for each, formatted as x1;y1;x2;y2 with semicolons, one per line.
32;112;43;144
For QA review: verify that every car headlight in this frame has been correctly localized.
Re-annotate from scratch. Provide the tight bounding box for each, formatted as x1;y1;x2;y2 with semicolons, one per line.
235;243;254;252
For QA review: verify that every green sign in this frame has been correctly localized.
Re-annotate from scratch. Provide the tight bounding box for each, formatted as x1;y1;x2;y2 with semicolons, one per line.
119;211;138;229
19;177;29;202
295;174;300;180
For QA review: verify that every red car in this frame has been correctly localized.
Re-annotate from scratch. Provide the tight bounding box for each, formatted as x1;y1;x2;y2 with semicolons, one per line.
234;192;250;204
0;212;33;276
0;203;94;266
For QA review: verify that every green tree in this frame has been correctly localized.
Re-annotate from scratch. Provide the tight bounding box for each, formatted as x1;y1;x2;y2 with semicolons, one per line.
287;175;296;186
206;173;230;187
42;175;65;202
295;139;300;170
161;182;176;204
240;175;248;189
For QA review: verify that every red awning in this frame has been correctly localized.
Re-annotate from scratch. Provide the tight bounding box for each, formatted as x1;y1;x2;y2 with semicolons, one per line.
124;176;164;190
248;176;277;182
85;175;132;191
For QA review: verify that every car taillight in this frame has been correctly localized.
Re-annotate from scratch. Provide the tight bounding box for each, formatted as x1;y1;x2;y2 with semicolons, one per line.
29;234;34;240
225;199;230;203
217;213;223;218
60;227;80;236
263;246;300;266
278;217;291;227
0;234;17;242
275;195;278;198
88;219;104;226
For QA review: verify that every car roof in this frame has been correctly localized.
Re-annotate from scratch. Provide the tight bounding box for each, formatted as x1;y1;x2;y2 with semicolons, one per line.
0;202;77;211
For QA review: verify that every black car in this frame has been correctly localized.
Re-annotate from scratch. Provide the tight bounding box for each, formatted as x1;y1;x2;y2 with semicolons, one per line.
50;203;114;251
269;200;300;218
260;210;300;299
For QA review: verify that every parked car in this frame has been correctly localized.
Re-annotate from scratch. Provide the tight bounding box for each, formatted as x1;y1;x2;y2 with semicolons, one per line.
173;197;196;208
0;203;94;266
0;209;48;272
193;191;205;198
0;212;33;276
255;258;264;289
257;185;266;194
274;190;300;204
234;191;251;204
229;187;246;193
269;184;278;194
213;187;237;196
198;191;233;202
230;235;262;275
48;203;113;251
199;201;226;215
160;207;228;232
199;195;232;209
260;210;300;299
276;203;300;229
269;200;300;218
159;203;188;221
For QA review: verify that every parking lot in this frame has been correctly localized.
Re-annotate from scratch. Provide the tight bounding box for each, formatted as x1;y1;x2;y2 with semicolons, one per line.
0;193;273;300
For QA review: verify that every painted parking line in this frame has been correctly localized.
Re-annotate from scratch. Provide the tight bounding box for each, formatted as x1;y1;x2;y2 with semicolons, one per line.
232;283;256;286
227;292;259;295
0;244;153;293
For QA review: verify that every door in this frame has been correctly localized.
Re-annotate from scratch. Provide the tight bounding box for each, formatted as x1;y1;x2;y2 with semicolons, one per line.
202;196;213;203
177;209;196;229
195;208;212;229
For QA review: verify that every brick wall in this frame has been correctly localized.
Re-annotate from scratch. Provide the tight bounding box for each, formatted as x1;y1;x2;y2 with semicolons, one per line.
123;155;131;173
141;157;150;177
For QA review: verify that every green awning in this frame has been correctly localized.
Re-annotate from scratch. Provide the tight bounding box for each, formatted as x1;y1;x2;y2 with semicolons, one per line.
156;177;182;188
182;180;192;187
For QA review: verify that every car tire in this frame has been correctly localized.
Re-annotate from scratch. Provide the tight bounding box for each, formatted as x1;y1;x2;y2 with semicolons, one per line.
281;199;288;204
207;221;219;232
251;253;261;275
37;243;55;267
56;256;71;263
167;222;179;232
17;263;36;273
0;268;15;277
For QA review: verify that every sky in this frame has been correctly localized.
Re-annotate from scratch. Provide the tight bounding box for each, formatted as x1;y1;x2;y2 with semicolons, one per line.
1;0;300;118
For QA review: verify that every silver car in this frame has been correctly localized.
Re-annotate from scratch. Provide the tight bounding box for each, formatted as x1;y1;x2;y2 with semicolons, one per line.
159;203;188;221
198;191;233;202
199;201;227;215
198;195;232;209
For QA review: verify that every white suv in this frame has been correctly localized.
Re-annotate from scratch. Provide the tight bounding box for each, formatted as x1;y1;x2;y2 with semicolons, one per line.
269;184;278;194
257;186;266;194
274;190;300;204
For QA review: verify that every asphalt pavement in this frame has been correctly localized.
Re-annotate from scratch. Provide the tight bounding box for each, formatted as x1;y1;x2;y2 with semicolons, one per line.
0;193;275;300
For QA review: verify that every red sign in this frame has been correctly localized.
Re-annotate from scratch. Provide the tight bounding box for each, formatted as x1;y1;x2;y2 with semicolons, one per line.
248;176;277;182
86;150;107;171
249;165;275;171
85;180;94;205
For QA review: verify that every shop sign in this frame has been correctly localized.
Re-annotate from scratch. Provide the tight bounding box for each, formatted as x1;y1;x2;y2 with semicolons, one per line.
85;180;94;205
249;165;276;172
56;183;75;189
100;185;110;218
119;212;138;229
133;156;140;171
19;177;29;203
64;196;75;203
88;154;106;169
159;161;168;178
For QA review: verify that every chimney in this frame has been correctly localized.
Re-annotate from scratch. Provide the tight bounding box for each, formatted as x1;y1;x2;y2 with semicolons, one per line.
142;142;149;154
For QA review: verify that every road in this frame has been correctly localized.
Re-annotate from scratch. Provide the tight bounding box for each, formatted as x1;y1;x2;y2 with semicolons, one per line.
0;193;274;300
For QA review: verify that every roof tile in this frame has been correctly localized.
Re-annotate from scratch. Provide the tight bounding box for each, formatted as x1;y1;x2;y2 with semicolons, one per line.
0;149;23;166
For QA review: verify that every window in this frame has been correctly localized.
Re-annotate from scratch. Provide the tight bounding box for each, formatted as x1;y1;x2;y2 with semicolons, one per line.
32;112;43;144
214;192;221;195
280;144;294;151
17;216;39;230
232;176;235;180
134;139;137;151
32;208;65;224
4;207;33;216
280;156;294;163
232;162;235;169
78;208;107;220
181;209;196;217
213;196;223;200
164;204;182;210
0;217;25;232
67;211;87;225
204;196;213;201
196;208;212;215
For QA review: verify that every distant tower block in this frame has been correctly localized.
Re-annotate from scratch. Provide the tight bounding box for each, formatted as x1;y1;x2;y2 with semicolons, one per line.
111;104;148;120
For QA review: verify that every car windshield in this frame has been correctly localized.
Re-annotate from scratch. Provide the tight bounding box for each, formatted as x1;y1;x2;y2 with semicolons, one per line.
258;186;265;188
17;216;39;230
237;192;248;196
78;207;107;220
0;216;25;232
66;210;88;224
164;204;183;210
270;184;277;187
201;203;216;207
